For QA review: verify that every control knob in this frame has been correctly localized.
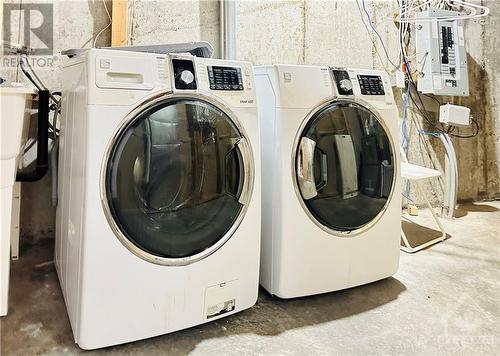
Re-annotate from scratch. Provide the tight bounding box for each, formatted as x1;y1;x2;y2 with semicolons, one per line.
180;70;195;85
339;79;353;93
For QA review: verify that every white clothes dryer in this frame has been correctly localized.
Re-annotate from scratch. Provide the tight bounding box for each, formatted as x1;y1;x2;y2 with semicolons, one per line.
255;65;401;298
56;48;260;349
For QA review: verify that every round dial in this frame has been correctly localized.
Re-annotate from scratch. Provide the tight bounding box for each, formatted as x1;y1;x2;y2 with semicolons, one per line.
180;70;195;85
339;79;353;92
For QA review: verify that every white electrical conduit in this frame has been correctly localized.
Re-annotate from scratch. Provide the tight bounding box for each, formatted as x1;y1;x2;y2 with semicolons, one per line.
445;133;458;217
219;0;236;59
438;133;458;219
440;135;451;214
438;133;452;217
51;139;58;207
219;0;225;59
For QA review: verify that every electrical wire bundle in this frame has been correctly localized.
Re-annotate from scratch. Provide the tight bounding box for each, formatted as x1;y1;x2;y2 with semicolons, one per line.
19;55;61;140
358;0;480;140
357;0;483;207
395;6;480;140
394;0;490;22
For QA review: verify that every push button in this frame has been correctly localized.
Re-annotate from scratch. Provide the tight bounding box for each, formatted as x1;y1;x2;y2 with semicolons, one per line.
99;58;110;69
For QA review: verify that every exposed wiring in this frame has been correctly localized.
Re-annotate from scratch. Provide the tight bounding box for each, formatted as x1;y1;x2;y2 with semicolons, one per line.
402;192;415;203
394;0;490;22
406;81;479;139
93;0;112;48
417;130;441;137
15;1;23;82
359;0;400;70
422;93;442;106
395;11;451;139
392;0;482;207
19;57;43;92
19;56;61;140
20;56;60;105
23;56;45;89
355;0;393;73
401;71;411;152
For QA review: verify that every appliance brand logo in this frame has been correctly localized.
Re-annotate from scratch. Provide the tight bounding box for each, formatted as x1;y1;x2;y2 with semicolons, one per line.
3;3;53;55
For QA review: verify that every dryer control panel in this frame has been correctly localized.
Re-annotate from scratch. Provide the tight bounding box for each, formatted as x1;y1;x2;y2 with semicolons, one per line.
357;75;385;96
208;66;244;91
339;67;396;108
192;57;256;108
331;69;354;96
172;58;197;90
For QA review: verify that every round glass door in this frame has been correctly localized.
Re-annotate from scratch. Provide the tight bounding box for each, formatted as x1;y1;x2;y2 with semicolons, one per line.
295;100;395;233
103;97;252;264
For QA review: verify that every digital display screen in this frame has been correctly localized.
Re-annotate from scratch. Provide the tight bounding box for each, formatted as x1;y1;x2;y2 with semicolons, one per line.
357;75;385;95
208;66;243;90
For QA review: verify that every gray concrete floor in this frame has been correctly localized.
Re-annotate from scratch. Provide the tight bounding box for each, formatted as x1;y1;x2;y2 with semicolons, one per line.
1;202;499;355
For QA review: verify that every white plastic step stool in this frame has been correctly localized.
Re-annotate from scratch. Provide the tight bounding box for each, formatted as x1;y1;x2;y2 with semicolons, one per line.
400;154;447;253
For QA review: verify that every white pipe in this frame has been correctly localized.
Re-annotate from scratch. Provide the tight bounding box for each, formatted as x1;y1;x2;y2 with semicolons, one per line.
219;0;225;59
442;137;451;213
444;133;458;217
50;139;58;207
444;134;457;218
220;0;236;60
439;133;457;219
438;134;451;216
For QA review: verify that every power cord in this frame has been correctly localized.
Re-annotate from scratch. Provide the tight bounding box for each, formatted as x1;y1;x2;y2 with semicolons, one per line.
93;0;112;47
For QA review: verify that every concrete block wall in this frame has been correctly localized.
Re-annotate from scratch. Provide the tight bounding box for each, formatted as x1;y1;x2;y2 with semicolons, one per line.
1;0;499;240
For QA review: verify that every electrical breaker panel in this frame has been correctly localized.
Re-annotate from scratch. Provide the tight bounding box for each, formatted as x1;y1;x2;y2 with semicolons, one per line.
416;9;469;96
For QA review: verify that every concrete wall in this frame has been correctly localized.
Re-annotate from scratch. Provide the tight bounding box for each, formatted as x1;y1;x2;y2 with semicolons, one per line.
1;0;499;240
130;0;220;55
235;0;500;205
2;0;113;240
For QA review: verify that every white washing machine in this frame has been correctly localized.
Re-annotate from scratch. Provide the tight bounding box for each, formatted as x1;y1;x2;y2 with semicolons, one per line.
255;65;401;298
56;48;260;349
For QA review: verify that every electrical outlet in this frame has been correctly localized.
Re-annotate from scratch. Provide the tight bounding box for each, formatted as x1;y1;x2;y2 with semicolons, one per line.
407;204;419;216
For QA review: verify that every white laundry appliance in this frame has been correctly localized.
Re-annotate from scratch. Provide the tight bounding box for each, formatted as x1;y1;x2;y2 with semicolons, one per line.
56;48;260;349
255;65;401;298
0;85;36;316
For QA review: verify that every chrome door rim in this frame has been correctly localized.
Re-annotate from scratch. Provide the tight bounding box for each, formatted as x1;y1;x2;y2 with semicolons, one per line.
100;90;255;266
291;97;398;238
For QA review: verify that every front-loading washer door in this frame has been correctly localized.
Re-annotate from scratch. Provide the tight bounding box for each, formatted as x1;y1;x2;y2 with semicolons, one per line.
294;100;395;235
102;95;253;265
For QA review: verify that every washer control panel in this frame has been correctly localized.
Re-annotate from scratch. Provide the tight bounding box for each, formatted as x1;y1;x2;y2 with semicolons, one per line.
331;68;354;96
357;75;385;95
173;58;197;90
208;66;244;91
